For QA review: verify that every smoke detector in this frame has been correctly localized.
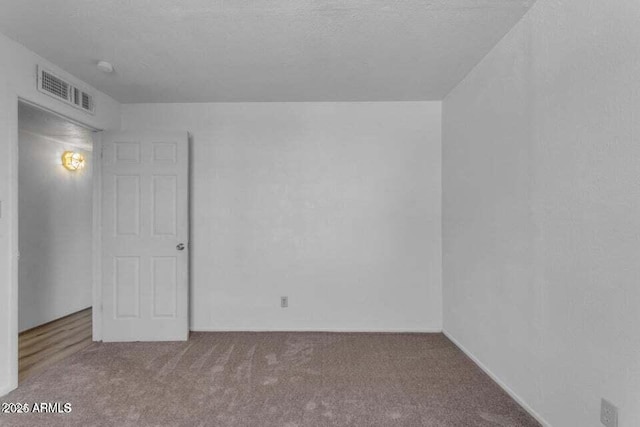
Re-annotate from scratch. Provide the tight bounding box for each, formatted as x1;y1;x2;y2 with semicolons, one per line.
97;61;114;73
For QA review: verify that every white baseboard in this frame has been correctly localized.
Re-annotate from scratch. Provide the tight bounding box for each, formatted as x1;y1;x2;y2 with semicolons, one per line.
443;329;551;427
192;327;443;333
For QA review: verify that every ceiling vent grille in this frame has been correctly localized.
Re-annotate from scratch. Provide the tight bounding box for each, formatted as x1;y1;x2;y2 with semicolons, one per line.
40;69;71;101
81;91;94;112
72;87;80;106
37;66;95;115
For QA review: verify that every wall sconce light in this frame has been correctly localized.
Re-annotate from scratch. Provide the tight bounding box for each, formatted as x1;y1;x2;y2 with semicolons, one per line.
61;151;85;171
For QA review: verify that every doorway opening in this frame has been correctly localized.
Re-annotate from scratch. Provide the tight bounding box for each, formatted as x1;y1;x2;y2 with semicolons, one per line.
17;101;97;383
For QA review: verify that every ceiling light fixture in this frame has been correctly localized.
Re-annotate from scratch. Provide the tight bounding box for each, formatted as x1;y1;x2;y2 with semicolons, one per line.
97;60;114;73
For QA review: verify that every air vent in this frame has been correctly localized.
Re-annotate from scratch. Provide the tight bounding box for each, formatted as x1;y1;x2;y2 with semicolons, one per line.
72;87;80;106
39;68;71;102
37;66;95;115
81;91;94;112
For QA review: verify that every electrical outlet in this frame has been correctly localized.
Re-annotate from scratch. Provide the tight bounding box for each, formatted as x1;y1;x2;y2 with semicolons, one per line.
281;296;288;308
601;398;618;427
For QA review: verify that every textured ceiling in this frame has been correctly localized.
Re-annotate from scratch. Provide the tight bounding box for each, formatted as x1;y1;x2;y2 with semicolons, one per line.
0;0;535;103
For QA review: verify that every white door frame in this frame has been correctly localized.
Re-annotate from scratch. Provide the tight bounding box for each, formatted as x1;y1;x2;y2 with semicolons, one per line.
91;132;103;341
9;98;103;390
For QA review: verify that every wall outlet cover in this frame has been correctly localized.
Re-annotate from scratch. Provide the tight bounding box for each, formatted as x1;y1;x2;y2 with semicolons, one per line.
281;296;288;308
601;398;618;427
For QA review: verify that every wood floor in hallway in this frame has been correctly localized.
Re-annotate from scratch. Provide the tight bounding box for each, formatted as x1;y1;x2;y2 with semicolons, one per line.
18;308;92;383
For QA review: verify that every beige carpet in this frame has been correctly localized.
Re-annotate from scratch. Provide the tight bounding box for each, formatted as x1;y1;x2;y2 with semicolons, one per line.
1;332;539;426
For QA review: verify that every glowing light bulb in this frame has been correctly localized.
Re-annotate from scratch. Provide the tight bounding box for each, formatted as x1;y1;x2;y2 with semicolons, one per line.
62;151;85;171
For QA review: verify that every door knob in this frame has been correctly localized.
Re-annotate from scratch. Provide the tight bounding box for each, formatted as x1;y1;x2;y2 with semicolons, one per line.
176;243;185;251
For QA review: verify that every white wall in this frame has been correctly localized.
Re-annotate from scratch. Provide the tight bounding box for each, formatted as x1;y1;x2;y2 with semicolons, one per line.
0;32;120;395
442;0;640;426
18;127;93;332
123;102;442;332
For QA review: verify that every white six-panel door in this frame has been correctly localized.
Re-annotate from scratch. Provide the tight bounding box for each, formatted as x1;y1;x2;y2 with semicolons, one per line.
101;131;189;341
